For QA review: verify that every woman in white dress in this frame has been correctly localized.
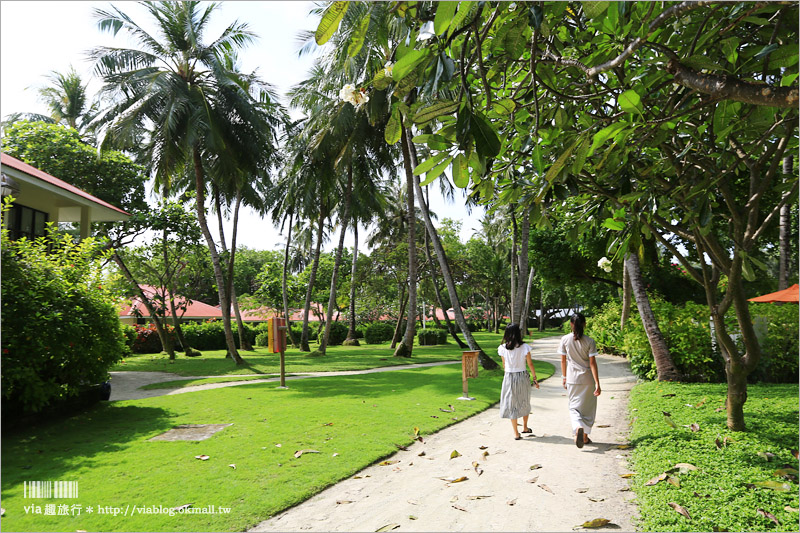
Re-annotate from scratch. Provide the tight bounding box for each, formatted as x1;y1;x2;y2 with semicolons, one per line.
558;313;601;448
498;323;539;440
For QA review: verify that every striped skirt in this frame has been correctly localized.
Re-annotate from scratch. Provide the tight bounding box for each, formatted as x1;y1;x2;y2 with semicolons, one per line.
499;371;531;419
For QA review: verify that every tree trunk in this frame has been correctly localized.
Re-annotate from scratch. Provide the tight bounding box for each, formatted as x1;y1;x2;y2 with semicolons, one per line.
391;288;408;349
301;214;325;352
406;130;498;370
779;156;792;290
538;291;545;332
192;148;242;364
345;224;359;343
396;127;417;358
513;207;531;323
510;210;518;324
281;213;299;348
320;164;353;354
226;188;253;351
625;252;681;381
621;257;632;329
112;252;175;358
521;266;534;334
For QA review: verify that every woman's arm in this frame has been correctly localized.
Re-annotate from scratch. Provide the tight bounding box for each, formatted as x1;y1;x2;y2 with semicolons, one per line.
589;356;601;396
526;353;539;389
561;355;568;389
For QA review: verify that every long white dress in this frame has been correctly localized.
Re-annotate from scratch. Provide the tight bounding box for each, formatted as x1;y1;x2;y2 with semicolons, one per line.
557;333;598;434
497;343;532;419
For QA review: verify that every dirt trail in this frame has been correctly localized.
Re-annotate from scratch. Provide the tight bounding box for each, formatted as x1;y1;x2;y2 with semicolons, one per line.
249;336;640;532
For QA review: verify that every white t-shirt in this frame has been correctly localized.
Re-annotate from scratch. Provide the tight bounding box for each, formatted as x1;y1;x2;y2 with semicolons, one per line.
557;333;598;384
497;343;531;373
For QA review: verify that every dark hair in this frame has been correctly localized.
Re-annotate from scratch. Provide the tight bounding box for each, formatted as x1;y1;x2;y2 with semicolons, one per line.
570;313;586;341
503;323;523;350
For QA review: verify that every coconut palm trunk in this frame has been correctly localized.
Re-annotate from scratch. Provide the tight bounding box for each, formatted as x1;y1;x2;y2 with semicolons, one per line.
779;156;792;290
620;259;632;329
282;212;299;348
521;266;534;334
513;207;530;324
301;213;325;352
395;127;417;358
320;164;353;354
192;149;242;363
391;287;408;349
225;188;253;351
625;252;680;380
406;130;498;369
345;225;360;344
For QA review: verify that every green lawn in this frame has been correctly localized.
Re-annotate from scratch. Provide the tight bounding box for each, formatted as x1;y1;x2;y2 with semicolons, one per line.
139;375;283;391
112;330;561;376
2;359;556;532
628;381;799;532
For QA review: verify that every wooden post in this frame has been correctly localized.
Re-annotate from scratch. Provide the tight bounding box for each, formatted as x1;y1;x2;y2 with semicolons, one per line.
458;350;479;400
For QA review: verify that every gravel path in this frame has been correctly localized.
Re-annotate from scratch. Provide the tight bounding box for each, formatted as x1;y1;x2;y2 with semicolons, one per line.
249;337;639;532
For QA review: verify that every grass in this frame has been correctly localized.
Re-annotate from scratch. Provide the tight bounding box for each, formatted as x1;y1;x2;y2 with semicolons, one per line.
627;381;800;532
2;357;556;532
139;375;284;391
112;329;561;376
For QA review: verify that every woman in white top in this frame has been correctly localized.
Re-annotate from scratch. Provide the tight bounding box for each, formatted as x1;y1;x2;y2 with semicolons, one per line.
498;323;539;440
558;313;601;448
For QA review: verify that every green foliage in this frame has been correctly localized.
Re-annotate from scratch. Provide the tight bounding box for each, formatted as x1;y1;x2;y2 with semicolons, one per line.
318;321;348;346
628;381;799;532
1;226;125;414
364;321;395;344
131;323;171;354
747;303;799;383
1;121;147;213
418;328;448;345
255;331;270;347
180;321;257;352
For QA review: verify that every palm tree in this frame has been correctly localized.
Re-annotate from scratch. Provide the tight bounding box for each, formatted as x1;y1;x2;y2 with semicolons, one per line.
91;1;278;364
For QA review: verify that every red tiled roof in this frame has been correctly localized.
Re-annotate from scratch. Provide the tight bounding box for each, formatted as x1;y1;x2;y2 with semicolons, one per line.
1;153;130;216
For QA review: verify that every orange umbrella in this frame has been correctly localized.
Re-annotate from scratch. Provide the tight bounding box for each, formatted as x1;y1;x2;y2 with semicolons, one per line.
748;284;799;303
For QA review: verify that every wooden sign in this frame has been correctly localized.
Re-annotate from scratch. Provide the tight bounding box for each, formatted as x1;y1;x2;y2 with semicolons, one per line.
267;317;287;354
459;350;480;400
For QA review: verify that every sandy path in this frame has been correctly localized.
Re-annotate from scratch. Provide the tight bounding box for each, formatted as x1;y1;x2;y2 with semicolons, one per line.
249;337;639;532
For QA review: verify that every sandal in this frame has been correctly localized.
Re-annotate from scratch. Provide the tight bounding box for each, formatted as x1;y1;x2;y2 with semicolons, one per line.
575;427;585;448
514;435;522;440
584;436;592;444
521;428;532;434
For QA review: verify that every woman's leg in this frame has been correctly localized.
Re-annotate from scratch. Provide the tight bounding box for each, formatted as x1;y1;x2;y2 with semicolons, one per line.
510;418;520;438
522;414;530;432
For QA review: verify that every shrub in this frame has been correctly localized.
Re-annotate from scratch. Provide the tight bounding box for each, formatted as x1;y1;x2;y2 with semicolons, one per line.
364;322;395;344
318;322;348;346
180;320;257;351
1;227;125;414
132;323;172;354
747;303;799;383
418;328;448;345
121;324;137;355
290;322;320;344
255;331;270;347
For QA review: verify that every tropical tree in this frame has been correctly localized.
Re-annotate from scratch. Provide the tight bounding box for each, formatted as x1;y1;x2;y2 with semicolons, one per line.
91;1;281;364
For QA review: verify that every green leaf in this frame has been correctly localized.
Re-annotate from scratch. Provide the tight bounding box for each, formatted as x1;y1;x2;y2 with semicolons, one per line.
315;1;349;45
347;10;372;57
741;256;756;282
763;44;799;68
411;134;452;151
589;122;627;157
452;153;469;188
754;480;792;492
721;37;740;65
682;55;726;72
492;98;516;115
413;100;459;124
781;73;799;87
372;69;391;90
754;43;779;60
385;107;402;145
392;49;430;82
619;90;643;115
572;136;591;174
413;152;450;176
544;137;580;184
448;1;476;38
434;1;458;35
603;218;625;231
581;1;609;19
420;156;454;187
503;15;529;60
532;144;544;175
470;113;501;158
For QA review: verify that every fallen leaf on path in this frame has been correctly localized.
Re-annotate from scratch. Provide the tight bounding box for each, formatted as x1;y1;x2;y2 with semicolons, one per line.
375;524;400;532
757;508;780;526
620;473;635;478
597;424;611;428
467;495;492;500
588;497;605;502
669;463;698;474
414;427;420;437
452;505;468;512
668;502;691;520
450;496;459;503
438;476;468;483
575;488;588;493
418;451;426;457
450;450;461;459
530;464;542;470
645;473;668;486
336;500;354;504
482;451;489;458
472;462;483;476
754;480;791;491
538;484;554;494
507;498;517;506
195;455;210;461
579;518;611;528
409;515;418;520
479;446;488;450
618;487;631;492
228;464;236;469
527;476;539;484
615;444;632;450
379;460;399;466
294;449;320;458
395;444;409;451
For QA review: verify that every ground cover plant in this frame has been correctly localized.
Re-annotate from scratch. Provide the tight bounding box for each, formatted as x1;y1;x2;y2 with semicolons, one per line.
111;330;560;376
0;361;553;532
627;381;799;532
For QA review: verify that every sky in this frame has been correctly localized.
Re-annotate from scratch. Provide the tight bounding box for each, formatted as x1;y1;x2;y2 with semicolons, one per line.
0;0;485;252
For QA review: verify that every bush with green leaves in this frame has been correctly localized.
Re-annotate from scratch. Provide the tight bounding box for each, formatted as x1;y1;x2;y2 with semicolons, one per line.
364;322;395;344
418;328;448;345
1;226;126;414
746;303;799;383
318;322;348;346
131;323;172;354
180;321;256;351
255;331;270;347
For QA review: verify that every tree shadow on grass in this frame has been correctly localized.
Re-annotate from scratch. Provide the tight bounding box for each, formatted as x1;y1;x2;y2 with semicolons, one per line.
1;403;174;488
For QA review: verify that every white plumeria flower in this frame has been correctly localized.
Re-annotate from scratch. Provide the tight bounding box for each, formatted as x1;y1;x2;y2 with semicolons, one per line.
351;88;370;108
597;257;613;273
339;84;357;103
417;21;435;41
383;61;394;78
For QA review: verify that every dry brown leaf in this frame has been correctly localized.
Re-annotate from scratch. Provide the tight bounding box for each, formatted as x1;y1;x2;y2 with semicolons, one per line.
620;473;636;478
689;423;700;432
479;445;488;450
449;476;468;483
228;464;236;470
452;505;468;512
450;495;459;503
482;451;489;458
667;476;681;488
615;444;632;450
784;506;799;513
668;502;691;520
507;498;517;506
408;515;418;520
430;415;439;419
275;443;282;448
336;500;354;504
575;488;588;493
588;497;605;502
396;444;409;451
450;450;461;459
645;473;668;486
195;455;210;461
418;451;426;457
527;476;539;484
670;463;698;474
694;398;707;408
530;464;542;470
757;508;780;526
467;495;492;500
379;460;400;466
792;449;799;460
375;524;400;532
597;424;611;428
579;518;611;528
323;422;333;426
413;427;420;437
538;484;554;494
294;449;320;458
